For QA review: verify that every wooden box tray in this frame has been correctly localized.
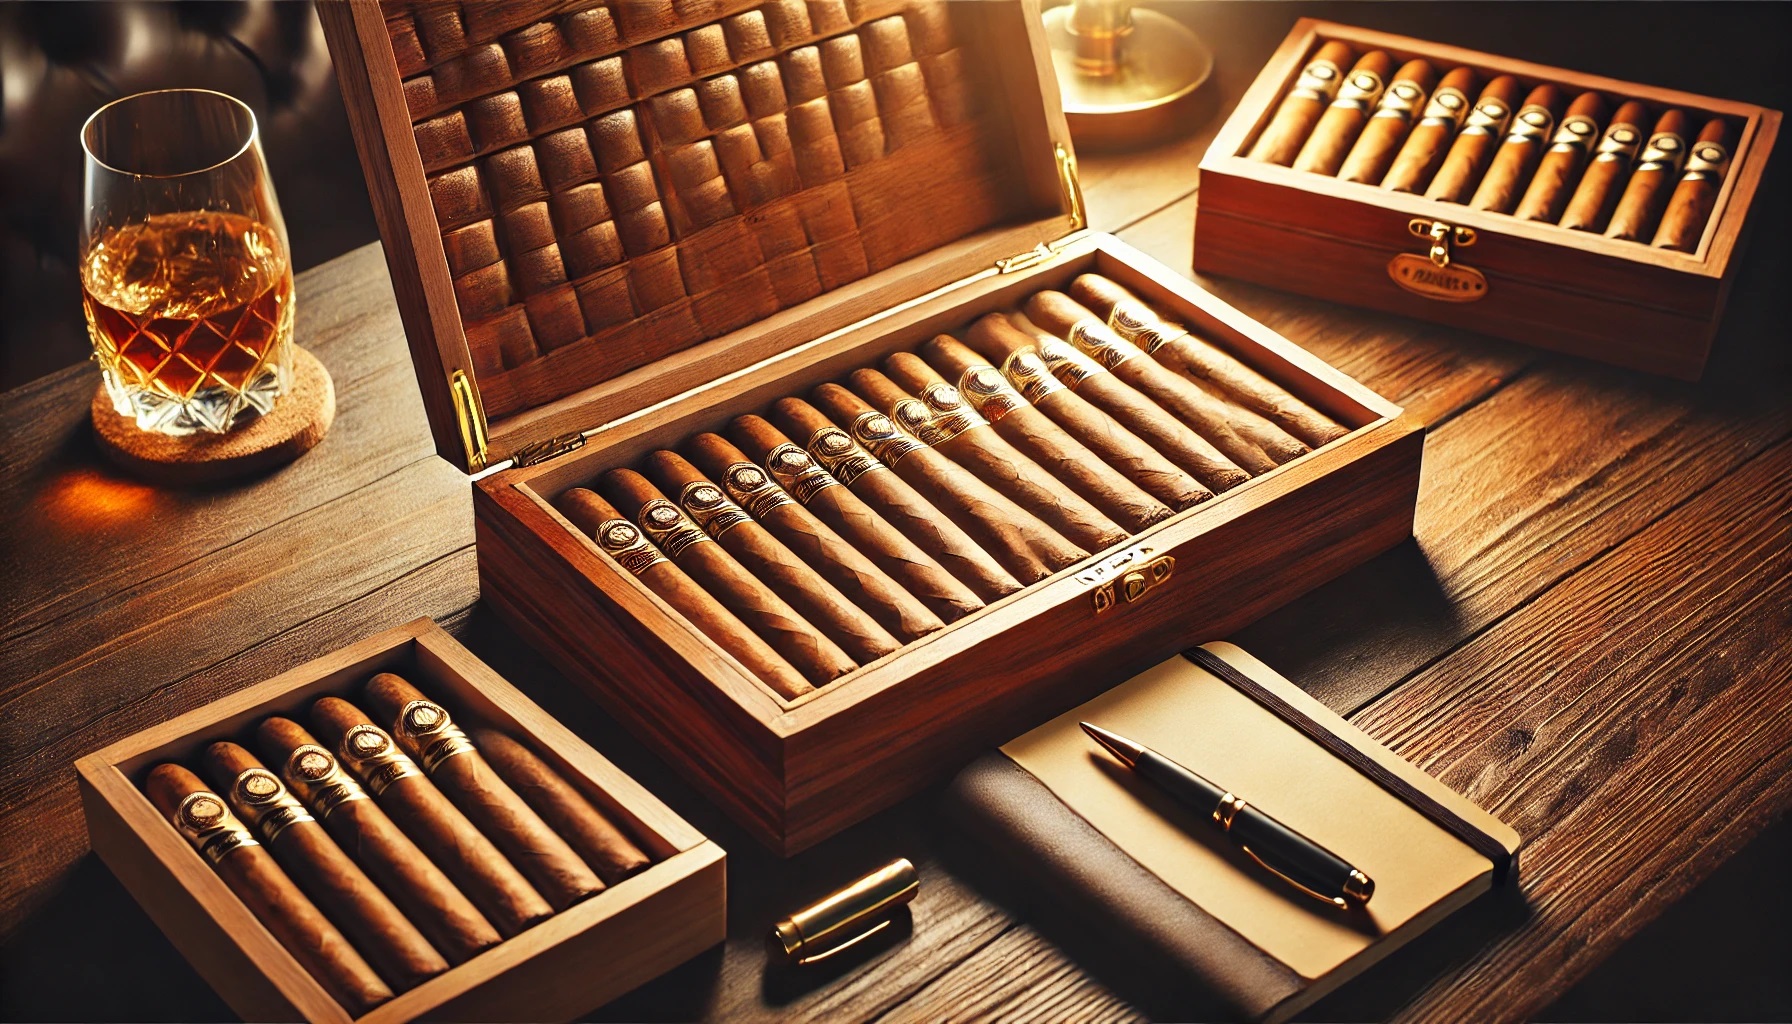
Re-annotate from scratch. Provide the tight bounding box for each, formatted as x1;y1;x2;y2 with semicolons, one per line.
320;0;1422;853
76;618;726;1023
1194;18;1780;381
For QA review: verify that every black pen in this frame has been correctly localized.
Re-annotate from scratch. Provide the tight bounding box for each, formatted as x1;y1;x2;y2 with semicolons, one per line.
1080;722;1374;909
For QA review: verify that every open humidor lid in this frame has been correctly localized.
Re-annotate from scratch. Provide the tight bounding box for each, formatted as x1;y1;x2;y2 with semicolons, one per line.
321;0;1082;475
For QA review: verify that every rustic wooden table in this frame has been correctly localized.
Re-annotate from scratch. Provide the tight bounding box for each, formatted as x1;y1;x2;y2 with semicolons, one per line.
3;4;1788;1021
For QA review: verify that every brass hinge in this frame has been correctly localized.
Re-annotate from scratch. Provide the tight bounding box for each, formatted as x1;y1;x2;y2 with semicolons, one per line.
1057;141;1086;231
512;430;587;467
995;141;1087;274
449;369;490;472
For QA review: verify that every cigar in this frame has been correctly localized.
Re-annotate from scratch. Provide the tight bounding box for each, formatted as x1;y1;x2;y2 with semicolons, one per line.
961;316;1211;511
1338;59;1437;185
1066;275;1346;449
1425;75;1523;203
730;415;988;622
771;399;1023;604
1606;108;1691;242
880;352;1134;550
310;698;553;937
646;451;903;664
1469;84;1566;214
464;727;650;885
203;742;449;991
686;433;944;642
1293;49;1397;177
1024;291;1303;472
145;764;394;1014
259;718;501;964
1513;91;1608;222
1382;66;1478;193
812;381;1082;583
602;468;858;685
1004;313;1250;493
559;487;815;699
1653;118;1735;252
1248;40;1356;166
914;337;1172;533
363;674;605;912
1559;100;1649;232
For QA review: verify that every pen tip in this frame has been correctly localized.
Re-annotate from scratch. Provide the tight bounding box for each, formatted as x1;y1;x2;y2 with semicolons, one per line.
1079;722;1141;768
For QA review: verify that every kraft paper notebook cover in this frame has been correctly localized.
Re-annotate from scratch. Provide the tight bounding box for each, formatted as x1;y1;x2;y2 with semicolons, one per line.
943;642;1520;1023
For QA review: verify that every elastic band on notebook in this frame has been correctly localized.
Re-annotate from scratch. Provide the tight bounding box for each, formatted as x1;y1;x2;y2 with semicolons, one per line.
1183;648;1514;882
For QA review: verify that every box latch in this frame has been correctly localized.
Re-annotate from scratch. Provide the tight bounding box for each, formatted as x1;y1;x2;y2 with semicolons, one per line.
1077;544;1175;613
995;141;1087;274
1388;219;1487;303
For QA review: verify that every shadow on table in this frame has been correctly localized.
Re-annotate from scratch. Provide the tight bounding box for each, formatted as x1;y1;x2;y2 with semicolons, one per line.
0;855;232;1023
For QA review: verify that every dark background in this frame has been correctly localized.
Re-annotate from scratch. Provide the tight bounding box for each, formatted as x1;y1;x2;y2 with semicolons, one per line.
1;1;1787;1020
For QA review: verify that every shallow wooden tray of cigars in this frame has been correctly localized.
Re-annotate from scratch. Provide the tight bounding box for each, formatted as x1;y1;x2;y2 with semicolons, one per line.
78;619;724;1024
1196;18;1779;380
321;0;1422;852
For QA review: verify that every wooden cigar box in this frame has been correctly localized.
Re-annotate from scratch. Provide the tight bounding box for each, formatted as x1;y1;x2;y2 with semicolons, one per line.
1195;19;1781;381
320;0;1423;854
76;618;725;1023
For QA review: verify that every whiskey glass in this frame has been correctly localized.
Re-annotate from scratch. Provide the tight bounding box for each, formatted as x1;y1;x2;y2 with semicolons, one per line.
81;89;295;435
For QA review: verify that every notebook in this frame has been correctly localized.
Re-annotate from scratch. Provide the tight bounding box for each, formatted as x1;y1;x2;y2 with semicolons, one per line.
944;642;1520;1022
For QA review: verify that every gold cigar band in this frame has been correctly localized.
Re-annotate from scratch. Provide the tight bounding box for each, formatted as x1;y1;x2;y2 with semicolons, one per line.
764;443;842;501
1683;140;1731;180
638;499;712;559
1462;97;1512;137
1506;103;1555;143
1067;318;1145;370
1373;79;1427;121
1637;132;1687;173
679;481;753;539
1417;86;1469;129
283;744;371;820
1594;122;1643;162
338;723;424;795
230;767;315;843
805;428;883;485
722;461;796;518
1036;337;1109;388
594;518;669;576
849;411;925;465
916;383;988;442
956;365;1026;422
1288;57;1343;104
1107;302;1190;355
1331;67;1385;112
1000;349;1068;403
172;790;260;864
1549;114;1599;151
393;699;477;773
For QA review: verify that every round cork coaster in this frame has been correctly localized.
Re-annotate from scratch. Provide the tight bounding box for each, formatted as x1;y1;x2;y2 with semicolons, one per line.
91;345;335;486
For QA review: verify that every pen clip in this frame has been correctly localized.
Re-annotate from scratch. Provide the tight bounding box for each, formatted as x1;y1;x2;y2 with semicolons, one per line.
796;917;891;965
1238;844;1350;910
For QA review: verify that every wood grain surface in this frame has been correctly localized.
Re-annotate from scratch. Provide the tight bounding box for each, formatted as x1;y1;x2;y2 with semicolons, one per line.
2;4;1788;1022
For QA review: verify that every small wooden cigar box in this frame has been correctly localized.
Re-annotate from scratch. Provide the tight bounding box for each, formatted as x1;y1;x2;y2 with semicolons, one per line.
1196;19;1780;381
76;619;725;1023
321;1;1423;854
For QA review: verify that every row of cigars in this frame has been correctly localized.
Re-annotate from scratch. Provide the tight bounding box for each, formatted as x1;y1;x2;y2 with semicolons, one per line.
141;672;653;1015
1250;40;1737;249
555;274;1348;699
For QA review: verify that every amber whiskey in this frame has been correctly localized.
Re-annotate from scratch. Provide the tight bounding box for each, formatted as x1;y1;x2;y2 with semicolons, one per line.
82;209;295;434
